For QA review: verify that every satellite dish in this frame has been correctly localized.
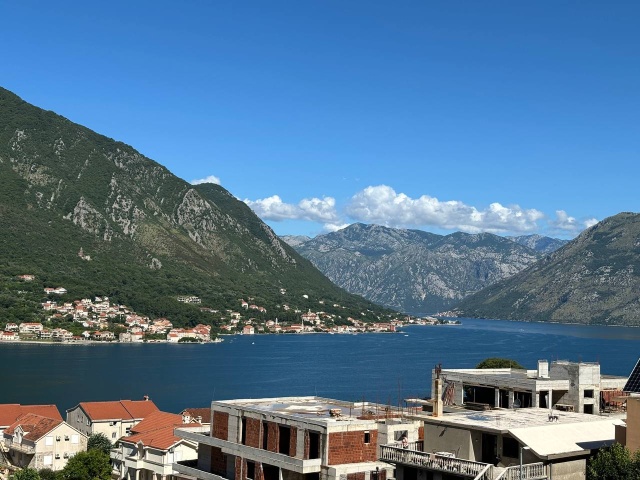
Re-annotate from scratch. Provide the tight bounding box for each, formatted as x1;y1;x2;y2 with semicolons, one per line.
513;399;521;408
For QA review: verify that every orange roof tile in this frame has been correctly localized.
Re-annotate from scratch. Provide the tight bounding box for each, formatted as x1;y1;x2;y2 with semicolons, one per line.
74;399;158;421
120;411;199;450
4;414;63;441
0;404;62;428
180;408;211;424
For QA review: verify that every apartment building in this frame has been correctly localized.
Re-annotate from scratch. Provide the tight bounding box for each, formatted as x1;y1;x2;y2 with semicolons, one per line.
2;414;87;471
66;398;159;440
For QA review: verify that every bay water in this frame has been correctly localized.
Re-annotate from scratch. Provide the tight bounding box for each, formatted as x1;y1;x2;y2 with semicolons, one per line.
2;318;639;414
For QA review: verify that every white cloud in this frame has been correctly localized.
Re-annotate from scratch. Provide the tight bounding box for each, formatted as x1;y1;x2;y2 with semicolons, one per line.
551;210;598;234
345;185;545;233
191;175;221;185
245;195;340;223
324;222;350;232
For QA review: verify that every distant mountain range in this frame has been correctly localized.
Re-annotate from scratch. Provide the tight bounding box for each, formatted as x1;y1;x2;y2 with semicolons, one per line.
282;224;567;314
0;87;390;327
455;212;640;326
506;234;568;254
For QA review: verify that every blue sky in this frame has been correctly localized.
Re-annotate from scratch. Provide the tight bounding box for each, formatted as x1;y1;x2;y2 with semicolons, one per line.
2;1;639;238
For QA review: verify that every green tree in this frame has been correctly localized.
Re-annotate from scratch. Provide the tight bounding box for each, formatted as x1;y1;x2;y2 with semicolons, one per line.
13;468;41;480
37;469;58;480
87;432;112;455
587;443;640;480
58;450;111;480
475;357;524;369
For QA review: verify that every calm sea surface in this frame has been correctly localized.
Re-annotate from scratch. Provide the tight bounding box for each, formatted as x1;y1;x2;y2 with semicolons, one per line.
2;318;639;413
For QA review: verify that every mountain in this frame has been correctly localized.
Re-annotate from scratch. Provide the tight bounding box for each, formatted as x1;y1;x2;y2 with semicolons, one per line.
0;87;391;327
285;223;541;314
280;235;311;247
456;212;640;325
507;234;568;253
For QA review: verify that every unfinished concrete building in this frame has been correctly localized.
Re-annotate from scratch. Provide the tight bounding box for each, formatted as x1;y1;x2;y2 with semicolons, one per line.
432;360;627;414
172;397;421;480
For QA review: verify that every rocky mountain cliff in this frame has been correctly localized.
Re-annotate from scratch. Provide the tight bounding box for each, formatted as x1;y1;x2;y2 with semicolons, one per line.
284;224;541;314
507;234;568;253
0;87;390;326
456;212;640;325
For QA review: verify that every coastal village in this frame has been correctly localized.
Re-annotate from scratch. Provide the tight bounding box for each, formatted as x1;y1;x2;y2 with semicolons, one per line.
0;276;454;344
1;358;639;480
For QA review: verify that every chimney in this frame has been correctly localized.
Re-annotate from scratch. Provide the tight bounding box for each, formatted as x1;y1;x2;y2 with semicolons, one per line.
196;416;202;424
143;395;150;401
538;360;549;379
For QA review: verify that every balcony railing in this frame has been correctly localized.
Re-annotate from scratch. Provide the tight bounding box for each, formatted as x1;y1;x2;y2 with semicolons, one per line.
380;444;491;479
173;460;229;480
494;463;547;480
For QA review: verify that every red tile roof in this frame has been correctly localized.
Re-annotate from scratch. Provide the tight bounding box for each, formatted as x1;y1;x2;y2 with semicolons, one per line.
180;408;211;424
120;411;199;450
4;414;63;441
74;399;158;421
0;404;62;428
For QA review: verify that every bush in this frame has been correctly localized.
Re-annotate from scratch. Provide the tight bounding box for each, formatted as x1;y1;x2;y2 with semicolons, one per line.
475;358;524;369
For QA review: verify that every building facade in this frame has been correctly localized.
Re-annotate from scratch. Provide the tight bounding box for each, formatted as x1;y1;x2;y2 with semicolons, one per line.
172;397;420;480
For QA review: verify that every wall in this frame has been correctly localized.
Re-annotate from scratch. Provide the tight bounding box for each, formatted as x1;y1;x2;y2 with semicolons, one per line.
423;424;473;459
213;411;230;440
328;430;377;465
627;398;640;453
548;458;587;480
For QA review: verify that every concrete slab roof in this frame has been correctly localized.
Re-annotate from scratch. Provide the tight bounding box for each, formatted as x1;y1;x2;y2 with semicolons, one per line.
509;420;621;459
422;407;624;434
214;397;404;424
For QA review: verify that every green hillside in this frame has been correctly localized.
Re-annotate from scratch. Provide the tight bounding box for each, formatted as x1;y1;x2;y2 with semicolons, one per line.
455;212;640;326
0;87;392;328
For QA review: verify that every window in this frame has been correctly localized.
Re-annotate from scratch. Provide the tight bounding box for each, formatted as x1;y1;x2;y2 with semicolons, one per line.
64;435;70;441
364;431;371;444
45;436;53;446
502;437;519;459
86;419;90;426
262;422;269;450
241;417;247;445
247;461;255;480
112;432;117;439
308;431;320;460
278;425;291;455
56;436;61;441
584;389;594;398
43;455;52;465
63;452;69;458
55;453;60;459
71;434;79;444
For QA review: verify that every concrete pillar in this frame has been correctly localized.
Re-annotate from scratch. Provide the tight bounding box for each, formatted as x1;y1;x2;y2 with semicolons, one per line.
532;390;538;408
454;382;464;405
494;389;500;408
508;391;515;409
433;378;443;417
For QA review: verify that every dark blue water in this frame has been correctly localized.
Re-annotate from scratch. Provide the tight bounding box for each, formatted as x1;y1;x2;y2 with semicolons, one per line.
2;318;639;414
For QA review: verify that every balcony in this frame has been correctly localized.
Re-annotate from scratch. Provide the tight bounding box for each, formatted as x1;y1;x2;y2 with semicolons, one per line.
5;442;36;454
175;428;322;474
380;444;492;479
173;460;230;480
494;463;547;480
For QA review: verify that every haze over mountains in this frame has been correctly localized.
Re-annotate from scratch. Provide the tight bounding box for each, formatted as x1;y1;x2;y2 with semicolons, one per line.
0;87;390;326
282;224;564;313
